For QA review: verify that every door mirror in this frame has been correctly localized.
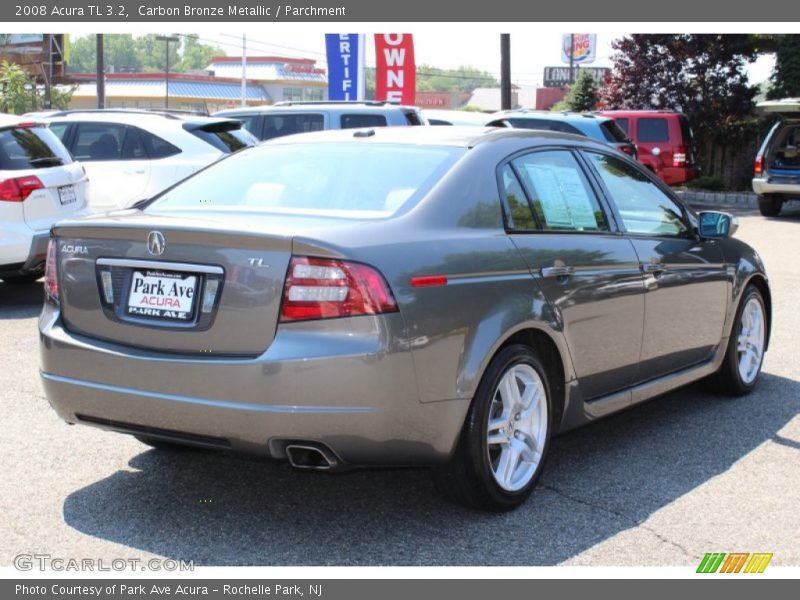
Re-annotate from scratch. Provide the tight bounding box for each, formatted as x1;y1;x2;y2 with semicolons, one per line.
698;211;738;239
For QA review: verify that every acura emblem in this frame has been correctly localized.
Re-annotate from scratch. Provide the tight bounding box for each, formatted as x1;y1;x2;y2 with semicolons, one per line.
147;231;166;256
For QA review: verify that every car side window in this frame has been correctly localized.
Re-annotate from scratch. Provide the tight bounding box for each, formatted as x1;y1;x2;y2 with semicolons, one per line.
505;118;584;136
47;122;69;142
585;152;688;236
234;114;263;139
500;164;537;231
73;122;126;161
263;114;324;140
509;150;609;232
340;114;388;129
135;127;181;159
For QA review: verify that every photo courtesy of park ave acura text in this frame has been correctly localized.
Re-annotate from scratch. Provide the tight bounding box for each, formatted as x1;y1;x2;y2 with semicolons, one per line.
0;19;799;575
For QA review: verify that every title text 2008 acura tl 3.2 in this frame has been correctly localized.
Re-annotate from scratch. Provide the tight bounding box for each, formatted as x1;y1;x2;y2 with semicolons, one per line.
39;127;770;511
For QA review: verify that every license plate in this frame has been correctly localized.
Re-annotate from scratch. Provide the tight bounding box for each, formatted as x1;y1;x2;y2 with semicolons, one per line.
58;184;77;205
127;270;198;321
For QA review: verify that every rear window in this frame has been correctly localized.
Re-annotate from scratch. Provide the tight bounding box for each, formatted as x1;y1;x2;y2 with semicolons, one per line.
263;114;324;140
600;120;631;143
188;123;256;153
637;118;670;143
614;117;629;134
505;118;584;136
150;143;464;218
0;126;72;170
340;114;388;129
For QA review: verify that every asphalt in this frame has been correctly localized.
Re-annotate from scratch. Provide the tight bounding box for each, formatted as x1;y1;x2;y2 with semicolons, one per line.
1;203;798;567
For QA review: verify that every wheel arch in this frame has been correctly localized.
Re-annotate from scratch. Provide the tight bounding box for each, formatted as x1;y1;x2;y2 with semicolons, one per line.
745;274;772;351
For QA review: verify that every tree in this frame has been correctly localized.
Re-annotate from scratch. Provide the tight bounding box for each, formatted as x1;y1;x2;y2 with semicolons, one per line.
601;34;759;141
67;34;219;74
415;65;498;93
767;35;800;99
563;69;598;111
0;61;73;114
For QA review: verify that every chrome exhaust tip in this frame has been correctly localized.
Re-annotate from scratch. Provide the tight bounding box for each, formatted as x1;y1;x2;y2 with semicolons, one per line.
285;444;338;470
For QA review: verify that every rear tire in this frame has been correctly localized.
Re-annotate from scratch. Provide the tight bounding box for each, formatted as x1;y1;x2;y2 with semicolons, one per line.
706;285;767;396
433;344;553;512
758;195;782;217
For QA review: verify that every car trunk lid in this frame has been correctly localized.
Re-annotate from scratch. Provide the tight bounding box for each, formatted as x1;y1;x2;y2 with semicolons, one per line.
53;212;293;356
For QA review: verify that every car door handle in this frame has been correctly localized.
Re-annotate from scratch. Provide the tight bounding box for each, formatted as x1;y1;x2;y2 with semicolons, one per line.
123;169;146;175
641;262;667;275
540;265;575;278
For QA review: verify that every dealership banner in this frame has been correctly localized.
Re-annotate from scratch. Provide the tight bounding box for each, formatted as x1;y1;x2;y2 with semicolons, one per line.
325;33;365;101
374;34;415;105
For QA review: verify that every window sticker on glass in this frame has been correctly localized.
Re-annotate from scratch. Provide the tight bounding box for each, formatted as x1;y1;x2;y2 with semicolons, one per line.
522;164;599;230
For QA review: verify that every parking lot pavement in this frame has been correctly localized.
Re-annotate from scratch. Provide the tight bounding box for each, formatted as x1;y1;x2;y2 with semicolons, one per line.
1;204;798;567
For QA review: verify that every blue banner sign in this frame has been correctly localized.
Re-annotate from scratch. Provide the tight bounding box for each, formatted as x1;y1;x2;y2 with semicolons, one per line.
325;33;362;101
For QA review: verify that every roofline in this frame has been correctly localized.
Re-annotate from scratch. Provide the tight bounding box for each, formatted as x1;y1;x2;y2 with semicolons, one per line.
69;72;266;86
210;55;317;65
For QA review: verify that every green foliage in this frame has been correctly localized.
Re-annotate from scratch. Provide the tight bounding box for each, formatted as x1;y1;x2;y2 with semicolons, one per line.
0;61;73;114
550;100;568;112
685;175;725;191
563;69;598;111
458;105;484;112
415;65;498;93
67;34;220;74
767;35;800;100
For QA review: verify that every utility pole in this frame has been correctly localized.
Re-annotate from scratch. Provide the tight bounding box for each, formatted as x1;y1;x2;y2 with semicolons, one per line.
156;35;179;108
96;34;105;109
500;33;511;111
43;33;52;109
241;34;247;107
569;33;575;84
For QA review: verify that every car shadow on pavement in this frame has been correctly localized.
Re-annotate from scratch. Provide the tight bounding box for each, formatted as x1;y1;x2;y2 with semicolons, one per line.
62;371;800;566
0;281;43;319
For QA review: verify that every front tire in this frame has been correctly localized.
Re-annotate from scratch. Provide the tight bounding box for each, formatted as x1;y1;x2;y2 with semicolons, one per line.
758;195;782;217
434;344;553;511
707;285;767;396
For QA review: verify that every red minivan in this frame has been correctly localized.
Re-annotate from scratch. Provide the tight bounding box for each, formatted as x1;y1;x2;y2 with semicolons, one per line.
598;110;700;186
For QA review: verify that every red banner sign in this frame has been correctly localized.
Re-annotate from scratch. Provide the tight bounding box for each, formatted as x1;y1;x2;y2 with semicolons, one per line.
374;34;415;105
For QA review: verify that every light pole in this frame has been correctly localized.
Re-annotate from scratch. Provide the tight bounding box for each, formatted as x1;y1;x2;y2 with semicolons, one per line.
156;35;179;108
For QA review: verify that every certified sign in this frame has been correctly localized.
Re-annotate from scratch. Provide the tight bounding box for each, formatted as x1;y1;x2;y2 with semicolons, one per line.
562;34;597;65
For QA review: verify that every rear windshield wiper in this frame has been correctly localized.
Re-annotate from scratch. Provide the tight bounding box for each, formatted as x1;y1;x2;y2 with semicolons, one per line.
29;156;64;167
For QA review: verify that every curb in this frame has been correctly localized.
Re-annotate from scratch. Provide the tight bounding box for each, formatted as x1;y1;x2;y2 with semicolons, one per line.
675;190;757;208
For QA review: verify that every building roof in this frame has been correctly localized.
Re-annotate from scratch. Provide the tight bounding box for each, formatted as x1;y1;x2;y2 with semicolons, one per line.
208;56;327;84
69;76;270;102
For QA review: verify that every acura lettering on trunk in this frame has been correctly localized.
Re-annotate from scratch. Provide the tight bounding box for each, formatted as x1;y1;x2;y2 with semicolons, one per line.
39;127;771;511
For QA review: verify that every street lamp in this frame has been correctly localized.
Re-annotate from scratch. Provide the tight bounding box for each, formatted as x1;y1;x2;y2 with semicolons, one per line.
155;35;179;108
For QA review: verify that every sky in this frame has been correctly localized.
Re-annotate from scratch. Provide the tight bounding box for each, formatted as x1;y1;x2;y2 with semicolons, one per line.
73;27;777;87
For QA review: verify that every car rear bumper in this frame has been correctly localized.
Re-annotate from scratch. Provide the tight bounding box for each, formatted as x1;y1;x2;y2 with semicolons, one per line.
752;177;800;197
39;305;468;465
1;229;48;275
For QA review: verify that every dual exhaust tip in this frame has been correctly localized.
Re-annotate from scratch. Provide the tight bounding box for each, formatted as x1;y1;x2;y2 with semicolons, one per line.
285;443;339;471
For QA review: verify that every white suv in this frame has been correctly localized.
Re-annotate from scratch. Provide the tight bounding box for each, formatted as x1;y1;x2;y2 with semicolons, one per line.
0;114;89;283
42;110;257;211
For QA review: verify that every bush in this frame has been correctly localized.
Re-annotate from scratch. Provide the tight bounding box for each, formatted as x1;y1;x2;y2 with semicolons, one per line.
685;175;726;191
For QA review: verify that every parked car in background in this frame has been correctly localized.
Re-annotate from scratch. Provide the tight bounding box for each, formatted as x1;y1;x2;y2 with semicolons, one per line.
214;101;427;141
597;110;699;186
40;126;770;511
752;98;800;217
0;114;89;283
39;110;257;211
487;110;637;158
423;109;489;126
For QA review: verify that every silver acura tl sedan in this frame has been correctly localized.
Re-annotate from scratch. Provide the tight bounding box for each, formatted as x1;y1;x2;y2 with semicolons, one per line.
39;127;771;511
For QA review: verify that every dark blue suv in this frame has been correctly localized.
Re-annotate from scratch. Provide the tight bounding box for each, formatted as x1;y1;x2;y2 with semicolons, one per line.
487;110;637;158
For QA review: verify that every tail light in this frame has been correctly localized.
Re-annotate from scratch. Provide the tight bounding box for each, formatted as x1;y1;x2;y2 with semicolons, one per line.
280;256;397;322
0;175;44;202
673;146;687;167
754;154;764;176
44;239;59;304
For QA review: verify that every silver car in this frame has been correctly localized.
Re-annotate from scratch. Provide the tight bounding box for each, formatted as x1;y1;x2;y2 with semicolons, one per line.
40;127;771;511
